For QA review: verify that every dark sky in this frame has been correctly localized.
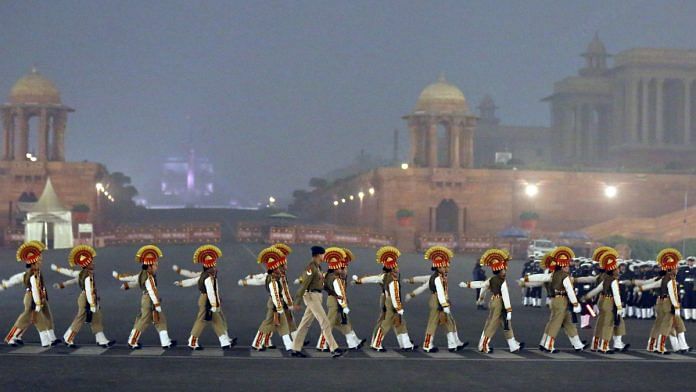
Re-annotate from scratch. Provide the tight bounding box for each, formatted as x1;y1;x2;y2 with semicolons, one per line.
1;1;695;205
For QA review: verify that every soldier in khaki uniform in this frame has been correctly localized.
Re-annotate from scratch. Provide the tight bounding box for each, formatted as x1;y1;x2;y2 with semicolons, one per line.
462;249;523;353
186;245;235;350
639;249;690;354
370;246;416;352
290;246;344;358
250;246;295;351
421;246;466;353
4;241;60;347
582;248;630;353
540;247;587;353
316;248;365;351
55;245;115;348
124;245;176;349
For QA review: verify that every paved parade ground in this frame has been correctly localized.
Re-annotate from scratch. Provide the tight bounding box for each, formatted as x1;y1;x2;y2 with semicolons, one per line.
0;243;692;390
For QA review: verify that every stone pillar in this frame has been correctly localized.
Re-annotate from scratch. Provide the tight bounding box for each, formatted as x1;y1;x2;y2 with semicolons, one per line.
408;121;418;166
16;108;28;161
656;78;664;145
427;122;437;168
640;78;650;144
450;123;460;168
53;111;67;161
460;125;474;168
563;106;574;159
38;108;49;161
685;79;692;145
626;79;639;143
1;110;12;160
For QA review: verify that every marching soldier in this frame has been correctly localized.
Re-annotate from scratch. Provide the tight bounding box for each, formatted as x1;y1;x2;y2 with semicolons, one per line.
639;249;690;354
125;245;176;349
461;248;523;353
539;247;587;353
678;256;696;321
290;246;344;358
55;245;115;348
370;246;416;352
316;247;365;351
251;246;295;352
4;241;60;347
583;248;629;353
421;246;466;353
584;246;610;351
186;245;235;350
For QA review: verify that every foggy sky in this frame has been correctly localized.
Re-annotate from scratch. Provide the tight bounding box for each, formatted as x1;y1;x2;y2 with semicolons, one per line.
1;1;695;205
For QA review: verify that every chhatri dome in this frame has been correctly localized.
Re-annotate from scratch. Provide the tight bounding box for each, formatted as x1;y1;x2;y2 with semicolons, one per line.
415;73;469;113
9;67;62;105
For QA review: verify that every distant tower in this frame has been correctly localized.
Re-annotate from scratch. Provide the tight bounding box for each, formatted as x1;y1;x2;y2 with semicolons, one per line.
579;32;609;77
0;67;74;161
403;74;477;168
478;95;500;126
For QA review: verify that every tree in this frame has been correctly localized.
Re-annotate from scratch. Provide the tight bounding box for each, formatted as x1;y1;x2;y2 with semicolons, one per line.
309;177;328;189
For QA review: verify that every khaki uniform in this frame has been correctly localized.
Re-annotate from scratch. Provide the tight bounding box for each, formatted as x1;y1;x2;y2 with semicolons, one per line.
253;274;291;349
482;276;514;341
372;271;413;349
543;270;583;350
188;268;229;347
595;275;625;351
128;271;168;345
423;272;455;350
66;270;104;338
291;261;338;352
5;270;56;346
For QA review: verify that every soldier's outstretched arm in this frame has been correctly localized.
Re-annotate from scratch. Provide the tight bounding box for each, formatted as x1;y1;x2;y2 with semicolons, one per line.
351;274;383;285
112;271;139;283
238;273;267;287
1;272;26;290
404;275;430;284
174;276;199;288
459;279;490;290
524;273;552;283
53;278;79;290
172;265;200;278
573;276;596;284
582;282;604;301
636;279;661;292
405;281;429;302
50;264;80;278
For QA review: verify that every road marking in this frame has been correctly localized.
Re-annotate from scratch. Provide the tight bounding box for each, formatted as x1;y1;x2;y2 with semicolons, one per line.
424;350;462;359
643;351;696;360
483;351;524;359
10;346;51;354
192;349;224;357
363;349;404;359
536;351;583;360
311;350;333;358
250;349;283;358
71;346;109;356
130;347;164;356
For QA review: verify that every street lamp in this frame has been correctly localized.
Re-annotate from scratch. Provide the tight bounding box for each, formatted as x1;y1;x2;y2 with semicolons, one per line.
358;191;365;200
349;195;354;201
401;163;409;170
604;185;618;199
368;187;375;196
341;198;346;203
333;200;339;206
524;184;539;198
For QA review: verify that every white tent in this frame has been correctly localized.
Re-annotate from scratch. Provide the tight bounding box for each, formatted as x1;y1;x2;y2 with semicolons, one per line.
24;177;73;249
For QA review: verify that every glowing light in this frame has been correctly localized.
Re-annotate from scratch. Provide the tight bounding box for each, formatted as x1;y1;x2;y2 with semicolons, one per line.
333;200;339;206
524;184;539;198
349;195;354;201
358;191;365;200
401;163;409;170
604;185;618;199
368;187;375;196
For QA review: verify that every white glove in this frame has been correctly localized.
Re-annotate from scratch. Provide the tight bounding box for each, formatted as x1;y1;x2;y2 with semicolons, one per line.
397;309;404;316
155;306;163;312
573;305;581;313
112;271;119;278
90;306;97;313
211;307;219;313
172;264;179;272
443;307;451;314
174;281;182;287
506;312;512;321
50;264;58;271
458;282;467;288
352;275;359;282
237;280;244;286
343;307;350;314
34;305;42;312
293;279;300;285
620;308;626;318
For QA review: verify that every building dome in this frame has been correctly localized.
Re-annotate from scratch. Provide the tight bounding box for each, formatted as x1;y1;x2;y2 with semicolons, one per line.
9;67;61;105
584;32;607;55
415;74;469;113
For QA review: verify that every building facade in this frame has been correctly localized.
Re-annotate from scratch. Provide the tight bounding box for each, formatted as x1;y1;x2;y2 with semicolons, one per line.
0;68;106;230
545;34;696;168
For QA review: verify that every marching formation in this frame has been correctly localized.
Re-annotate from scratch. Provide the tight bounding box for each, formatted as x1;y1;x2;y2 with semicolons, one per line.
1;241;694;358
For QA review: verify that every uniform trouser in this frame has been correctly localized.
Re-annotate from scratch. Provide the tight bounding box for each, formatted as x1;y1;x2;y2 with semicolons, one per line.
291;292;338;352
190;294;228;342
68;292;104;336
373;293;409;348
424;294;456;348
326;296;352;335
258;298;290;336
5;293;35;341
673;313;687;334
130;293;167;344
483;297;514;341
649;298;668;340
546;296;578;339
370;294;407;343
597;297;625;345
655;299;675;337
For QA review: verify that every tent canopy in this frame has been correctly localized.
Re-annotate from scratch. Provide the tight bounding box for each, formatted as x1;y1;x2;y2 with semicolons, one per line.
497;226;529;238
24;178;73;249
